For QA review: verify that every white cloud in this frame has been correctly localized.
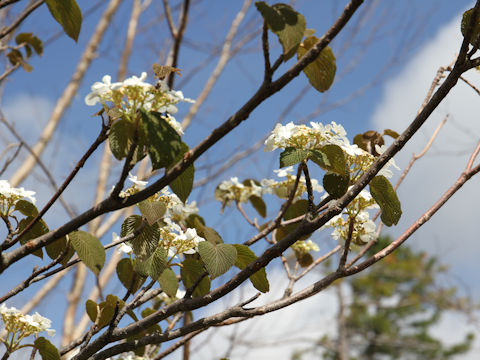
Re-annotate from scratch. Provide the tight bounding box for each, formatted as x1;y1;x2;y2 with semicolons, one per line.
370;13;480;272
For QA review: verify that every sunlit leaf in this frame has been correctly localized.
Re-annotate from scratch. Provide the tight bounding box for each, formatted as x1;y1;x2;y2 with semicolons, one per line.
158;268;179;297
369;175;402;226
233;244;269;293
69;231;105;275
45;0;82;42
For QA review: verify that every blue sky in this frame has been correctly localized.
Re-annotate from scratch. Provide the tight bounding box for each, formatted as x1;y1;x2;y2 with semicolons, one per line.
1;0;479;358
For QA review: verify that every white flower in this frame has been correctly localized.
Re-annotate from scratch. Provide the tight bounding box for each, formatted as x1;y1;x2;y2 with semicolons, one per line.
84;75;121;106
117;243;133;255
174;228;205;255
128;173;148;190
122;72;151;88
274;166;294;178
0;180;36;211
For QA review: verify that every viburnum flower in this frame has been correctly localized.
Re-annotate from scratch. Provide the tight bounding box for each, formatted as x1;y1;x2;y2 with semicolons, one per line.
0;180;36;216
85;72;194;136
0;303;56;354
128;172;148;190
214;177;263;210
291;239;320;255
326;210;377;245
159;218;205;256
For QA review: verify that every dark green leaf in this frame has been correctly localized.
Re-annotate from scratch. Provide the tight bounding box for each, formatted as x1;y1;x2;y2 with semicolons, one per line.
141;110;183;170
297;36;336;92
313;144;347;175
180;258;210;297
116;258;145;293
158;268;179;297
45;0;82;42
18;217;48;259
145;246;168;280
461;8;480;47
233;244;269;293
185;214;205;229
249;195;266;218
369;175;402;226
198;242;237;279
168;142;194;203
121;215;159;265
45;236;74;266
255;2;306;59
323;172;349;199
34;337;60;360
69;231;105;275
109;119;133;160
279;147;309;167
14;199;38;216
195;221;223;245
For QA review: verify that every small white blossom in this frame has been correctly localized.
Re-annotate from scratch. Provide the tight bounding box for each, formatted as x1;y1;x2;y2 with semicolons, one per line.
128;172;148;190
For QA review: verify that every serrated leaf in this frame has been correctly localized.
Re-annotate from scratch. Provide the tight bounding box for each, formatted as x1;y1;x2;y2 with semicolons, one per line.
313;144;347;175
180;258;210;297
14;199;38;216
137;200;166;225
69;231;105;275
158;268;179;297
121;215;159;263
15;33;43;56
461;8;480;47
141;110;183;170
85;299;98;323
369;175;402;226
197;225;223;245
109;119;133;160
145;246;167;280
233;244;269;293
249;195;266;218
297;36;336;92
116;258;145;293
279;147;309;167
46;236;74;265
168;142;194;203
255;2;306;60
18;217;48;259
198;242;237;279
323;172;349;199
34;337;60;360
45;0;82;42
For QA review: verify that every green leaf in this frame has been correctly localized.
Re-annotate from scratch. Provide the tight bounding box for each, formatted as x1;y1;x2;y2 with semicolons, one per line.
18;217;48;259
145;246;168;280
34;337;60;360
121;215;159;263
69;231;105;275
109;119;133;160
168;142;195;203
7;49;23;66
323;172;349;199
185;214;205;229
279;147;309;167
97;295;117;328
137;200;166;226
158;268;179;297
312;144;347;175
369;175;402;226
15;33;43;56
249;195;266;218
277;200;311;242
116;258;145;293
14;199;38;216
233;244;269;293
255;2;306;60
85;299;98;323
195;221;224;245
461;8;480;47
45;236;74;266
198;242;237;279
45;0;82;42
297;36;336;92
180;258;210;297
141;110;183;170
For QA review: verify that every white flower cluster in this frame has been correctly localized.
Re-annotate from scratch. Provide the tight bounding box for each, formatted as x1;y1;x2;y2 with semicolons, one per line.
261;166;323;199
85;72;194;135
214;177;263;209
156;289;186;305
264;121;399;180
0;303;55;344
0;180;36;215
159;218;204;257
291;239;320;255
